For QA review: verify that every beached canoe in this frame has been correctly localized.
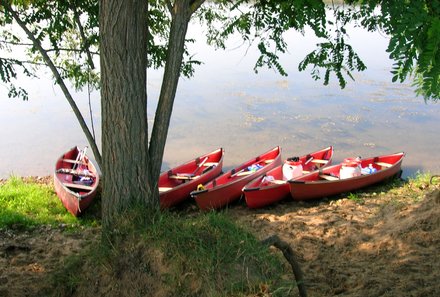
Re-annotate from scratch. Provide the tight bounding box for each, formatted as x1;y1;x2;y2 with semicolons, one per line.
53;146;100;216
243;146;334;208
288;152;405;200
191;146;282;210
159;148;224;208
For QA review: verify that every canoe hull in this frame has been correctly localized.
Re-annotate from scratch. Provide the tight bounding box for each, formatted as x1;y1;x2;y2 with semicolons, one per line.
244;146;333;208
159;148;224;208
243;180;290;209
53;147;99;216
192;146;282;210
288;152;404;201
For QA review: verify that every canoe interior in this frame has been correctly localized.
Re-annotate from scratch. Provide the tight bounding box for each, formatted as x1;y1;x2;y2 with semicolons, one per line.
203;146;281;190
288;152;405;201
55;148;98;197
244;146;334;190
158;148;223;190
158;148;224;208
297;152;404;182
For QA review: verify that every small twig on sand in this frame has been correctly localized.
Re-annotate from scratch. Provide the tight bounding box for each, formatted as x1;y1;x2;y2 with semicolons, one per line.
261;235;307;297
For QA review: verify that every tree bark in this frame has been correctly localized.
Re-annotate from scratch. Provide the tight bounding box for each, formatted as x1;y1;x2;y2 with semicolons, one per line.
100;0;156;231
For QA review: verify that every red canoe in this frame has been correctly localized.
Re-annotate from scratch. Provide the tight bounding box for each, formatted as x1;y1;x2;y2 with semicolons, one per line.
54;146;100;216
243;146;333;208
191;146;282;211
159;148;224;208
288;152;405;201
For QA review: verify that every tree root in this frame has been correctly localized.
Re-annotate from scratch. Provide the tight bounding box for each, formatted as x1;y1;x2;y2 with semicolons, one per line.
261;235;307;297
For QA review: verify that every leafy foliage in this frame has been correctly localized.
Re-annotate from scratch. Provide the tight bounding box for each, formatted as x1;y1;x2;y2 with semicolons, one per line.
0;57;30;100
1;0;439;101
0;0;99;97
197;0;439;99
348;0;440;100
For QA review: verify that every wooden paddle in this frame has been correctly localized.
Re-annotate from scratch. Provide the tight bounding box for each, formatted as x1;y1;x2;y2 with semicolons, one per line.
192;156;209;175
304;156;314;165
173;156;209;179
230;168;246;178
73;146;88;170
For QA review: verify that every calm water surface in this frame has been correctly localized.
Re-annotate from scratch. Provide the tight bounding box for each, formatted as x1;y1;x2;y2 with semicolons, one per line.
1;25;439;179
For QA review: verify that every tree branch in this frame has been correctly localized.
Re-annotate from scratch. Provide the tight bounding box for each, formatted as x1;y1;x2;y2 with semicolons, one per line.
190;0;206;14
166;0;173;14
148;0;191;187
261;235;307;297
71;6;95;69
0;40;34;47
0;40;99;54
3;4;102;168
0;56;85;73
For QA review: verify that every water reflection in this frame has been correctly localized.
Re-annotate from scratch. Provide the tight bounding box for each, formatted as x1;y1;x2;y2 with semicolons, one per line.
0;24;439;179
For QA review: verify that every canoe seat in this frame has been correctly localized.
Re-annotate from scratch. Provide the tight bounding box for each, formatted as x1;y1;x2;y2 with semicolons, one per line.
311;159;328;164
169;174;200;180
203;162;218;167
235;171;254;177
159;187;172;192
63;182;94;191
264;159;274;164
270;180;287;184
63;159;87;165
56;168;94;177
319;174;339;181
302;170;310;174
375;162;392;168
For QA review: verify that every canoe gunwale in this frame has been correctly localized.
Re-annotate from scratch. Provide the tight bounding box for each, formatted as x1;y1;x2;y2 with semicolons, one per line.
191;188;208;195
54;146;100;216
242;146;334;209
288;152;405;201
159;148;224;208
242;186;260;192
192;146;282;210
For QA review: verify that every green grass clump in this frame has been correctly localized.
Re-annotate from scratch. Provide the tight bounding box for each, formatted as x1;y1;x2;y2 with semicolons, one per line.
0;176;94;229
407;172;437;188
143;211;290;296
48;211;291;297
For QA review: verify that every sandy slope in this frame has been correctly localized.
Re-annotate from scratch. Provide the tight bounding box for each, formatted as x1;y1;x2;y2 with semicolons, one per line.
1;181;439;297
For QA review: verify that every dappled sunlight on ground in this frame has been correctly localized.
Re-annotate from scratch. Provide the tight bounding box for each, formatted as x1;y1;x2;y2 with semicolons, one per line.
230;186;440;296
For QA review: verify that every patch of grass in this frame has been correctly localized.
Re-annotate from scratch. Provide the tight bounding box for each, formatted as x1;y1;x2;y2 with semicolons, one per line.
347;192;364;203
0;176;99;229
407;171;436;189
47;211;291;297
145;211;289;296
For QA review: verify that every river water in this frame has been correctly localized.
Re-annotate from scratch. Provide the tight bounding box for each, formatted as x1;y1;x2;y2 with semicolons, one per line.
1;24;439;179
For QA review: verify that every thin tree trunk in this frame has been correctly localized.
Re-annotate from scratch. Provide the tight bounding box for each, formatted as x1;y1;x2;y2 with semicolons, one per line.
149;0;194;183
5;4;102;168
100;0;156;231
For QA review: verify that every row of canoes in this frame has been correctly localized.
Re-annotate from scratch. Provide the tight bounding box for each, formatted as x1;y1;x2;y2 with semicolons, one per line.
54;146;405;216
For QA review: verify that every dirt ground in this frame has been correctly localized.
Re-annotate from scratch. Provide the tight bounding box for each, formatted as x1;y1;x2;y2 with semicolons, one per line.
1;178;439;297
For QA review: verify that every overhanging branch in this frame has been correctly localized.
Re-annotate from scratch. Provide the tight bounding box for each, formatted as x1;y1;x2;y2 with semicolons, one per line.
72;6;95;69
3;3;102;168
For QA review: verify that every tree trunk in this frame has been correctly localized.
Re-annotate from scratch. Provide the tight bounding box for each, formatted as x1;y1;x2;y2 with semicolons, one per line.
99;0;157;231
149;0;194;183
